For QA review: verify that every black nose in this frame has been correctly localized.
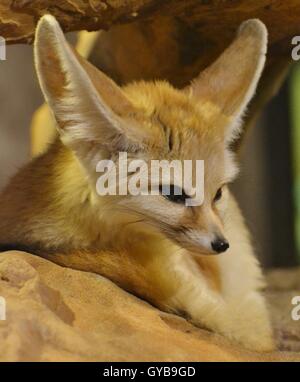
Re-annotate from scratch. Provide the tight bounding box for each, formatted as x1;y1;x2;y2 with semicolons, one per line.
211;238;229;253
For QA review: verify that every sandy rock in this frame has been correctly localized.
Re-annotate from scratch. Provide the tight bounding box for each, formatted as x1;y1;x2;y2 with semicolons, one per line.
0;251;299;362
265;269;300;352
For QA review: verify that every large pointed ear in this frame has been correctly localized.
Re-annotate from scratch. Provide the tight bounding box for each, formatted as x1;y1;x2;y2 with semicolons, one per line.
34;15;147;156
185;19;267;141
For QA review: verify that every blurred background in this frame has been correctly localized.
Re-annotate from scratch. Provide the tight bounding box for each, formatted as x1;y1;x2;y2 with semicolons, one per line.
0;40;299;269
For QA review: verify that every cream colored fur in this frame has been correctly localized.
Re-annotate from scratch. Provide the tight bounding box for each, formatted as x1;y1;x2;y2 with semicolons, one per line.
31;30;100;157
0;15;274;351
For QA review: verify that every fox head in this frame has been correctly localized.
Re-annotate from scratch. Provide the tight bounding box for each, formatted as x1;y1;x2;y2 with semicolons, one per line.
34;15;267;255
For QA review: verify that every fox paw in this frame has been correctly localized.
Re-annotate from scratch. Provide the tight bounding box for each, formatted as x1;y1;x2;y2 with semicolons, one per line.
222;292;275;352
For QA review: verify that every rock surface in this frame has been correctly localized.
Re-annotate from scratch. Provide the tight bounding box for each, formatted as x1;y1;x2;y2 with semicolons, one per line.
0;251;299;362
265;268;300;353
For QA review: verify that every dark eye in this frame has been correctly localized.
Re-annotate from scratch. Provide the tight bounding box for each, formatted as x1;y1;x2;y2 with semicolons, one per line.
159;184;188;204
214;187;222;202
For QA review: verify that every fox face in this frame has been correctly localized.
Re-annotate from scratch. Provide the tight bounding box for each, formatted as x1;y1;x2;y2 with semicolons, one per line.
34;16;267;255
104;83;236;255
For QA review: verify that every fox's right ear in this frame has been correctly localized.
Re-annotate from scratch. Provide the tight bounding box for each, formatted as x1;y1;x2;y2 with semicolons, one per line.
34;15;148;158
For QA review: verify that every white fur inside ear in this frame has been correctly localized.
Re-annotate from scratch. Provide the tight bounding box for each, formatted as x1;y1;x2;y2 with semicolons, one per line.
34;15;122;146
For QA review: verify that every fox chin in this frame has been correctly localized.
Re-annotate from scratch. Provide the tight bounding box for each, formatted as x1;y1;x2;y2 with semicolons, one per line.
0;15;275;352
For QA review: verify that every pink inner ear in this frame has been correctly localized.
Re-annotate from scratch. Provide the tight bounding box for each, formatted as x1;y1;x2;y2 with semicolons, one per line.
34;16;70;102
38;48;68;100
184;19;267;119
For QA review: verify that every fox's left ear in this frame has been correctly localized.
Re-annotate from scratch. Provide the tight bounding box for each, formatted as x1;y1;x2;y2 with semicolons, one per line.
186;19;267;142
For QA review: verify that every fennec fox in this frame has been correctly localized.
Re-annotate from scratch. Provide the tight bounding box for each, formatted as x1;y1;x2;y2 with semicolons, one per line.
0;15;274;351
